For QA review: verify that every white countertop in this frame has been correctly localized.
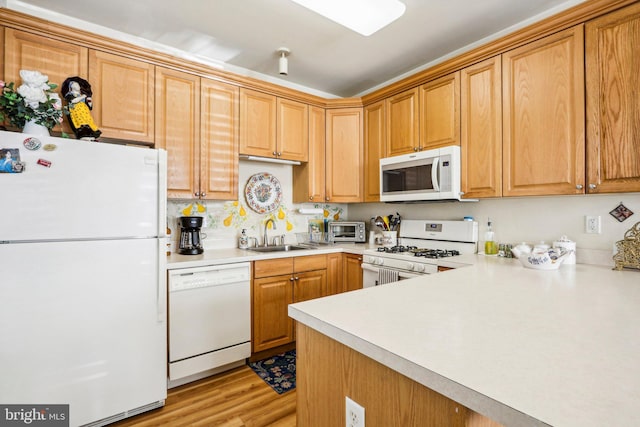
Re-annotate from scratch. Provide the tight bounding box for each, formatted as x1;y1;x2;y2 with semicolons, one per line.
166;243;372;269
288;255;640;427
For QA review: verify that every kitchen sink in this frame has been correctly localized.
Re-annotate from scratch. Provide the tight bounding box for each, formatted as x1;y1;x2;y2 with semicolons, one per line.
248;244;315;253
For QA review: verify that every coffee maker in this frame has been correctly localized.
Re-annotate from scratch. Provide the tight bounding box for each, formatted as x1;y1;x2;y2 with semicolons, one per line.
178;216;204;255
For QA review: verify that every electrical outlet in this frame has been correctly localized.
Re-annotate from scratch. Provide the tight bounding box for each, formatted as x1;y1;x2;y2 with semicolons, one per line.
345;396;365;427
585;215;601;234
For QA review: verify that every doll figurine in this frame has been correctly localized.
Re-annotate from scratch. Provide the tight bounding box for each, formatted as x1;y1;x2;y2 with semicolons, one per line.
61;76;102;140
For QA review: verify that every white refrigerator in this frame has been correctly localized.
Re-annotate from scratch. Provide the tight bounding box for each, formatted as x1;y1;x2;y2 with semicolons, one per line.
0;130;168;426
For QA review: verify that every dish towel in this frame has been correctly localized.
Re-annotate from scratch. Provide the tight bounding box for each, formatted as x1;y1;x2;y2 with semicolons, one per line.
378;268;399;285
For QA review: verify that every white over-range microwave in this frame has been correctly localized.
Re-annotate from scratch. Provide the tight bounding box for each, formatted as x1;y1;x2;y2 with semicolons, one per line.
379;145;466;202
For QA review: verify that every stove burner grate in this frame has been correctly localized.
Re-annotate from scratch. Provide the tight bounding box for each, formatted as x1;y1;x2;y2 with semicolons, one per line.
376;246;460;258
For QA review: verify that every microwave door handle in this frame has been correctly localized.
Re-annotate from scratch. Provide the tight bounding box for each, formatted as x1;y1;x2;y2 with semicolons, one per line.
431;157;440;192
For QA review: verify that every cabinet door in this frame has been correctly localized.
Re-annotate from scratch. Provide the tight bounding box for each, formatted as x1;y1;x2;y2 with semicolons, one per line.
343;253;363;292
88;50;154;143
419;72;460;150
325;108;363;202
4;29;88;135
200;79;239;200
586;3;640;193
460;56;503;198
252;274;294;353
386;87;419;156
293;270;327;303
277;98;309;161
364;100;386;202
293;106;325;203
239;88;276;158
155;67;200;199
502;26;585;196
326;253;343;296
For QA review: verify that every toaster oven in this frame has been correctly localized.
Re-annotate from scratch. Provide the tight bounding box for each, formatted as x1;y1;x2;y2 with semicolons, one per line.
327;221;366;243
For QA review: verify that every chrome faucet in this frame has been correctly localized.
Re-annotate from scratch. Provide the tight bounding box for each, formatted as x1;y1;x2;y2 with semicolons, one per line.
263;218;276;246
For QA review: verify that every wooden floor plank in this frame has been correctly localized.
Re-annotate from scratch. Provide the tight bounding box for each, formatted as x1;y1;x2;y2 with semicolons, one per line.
110;366;296;427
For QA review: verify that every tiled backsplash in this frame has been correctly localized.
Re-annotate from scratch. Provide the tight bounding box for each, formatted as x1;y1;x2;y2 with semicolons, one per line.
168;161;346;250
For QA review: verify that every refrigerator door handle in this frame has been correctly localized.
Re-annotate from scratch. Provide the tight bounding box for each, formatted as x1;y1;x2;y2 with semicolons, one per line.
157;240;167;323
157;149;168;237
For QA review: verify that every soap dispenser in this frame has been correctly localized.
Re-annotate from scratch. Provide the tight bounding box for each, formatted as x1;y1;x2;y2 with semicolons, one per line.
238;229;249;249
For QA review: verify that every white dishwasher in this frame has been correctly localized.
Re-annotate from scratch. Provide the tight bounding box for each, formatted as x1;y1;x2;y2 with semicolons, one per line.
168;262;251;387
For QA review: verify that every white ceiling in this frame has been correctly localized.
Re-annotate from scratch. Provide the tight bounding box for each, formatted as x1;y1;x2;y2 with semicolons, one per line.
5;0;586;98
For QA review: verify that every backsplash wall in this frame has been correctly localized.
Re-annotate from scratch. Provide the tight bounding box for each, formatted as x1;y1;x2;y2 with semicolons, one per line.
167;161;347;250
349;193;640;264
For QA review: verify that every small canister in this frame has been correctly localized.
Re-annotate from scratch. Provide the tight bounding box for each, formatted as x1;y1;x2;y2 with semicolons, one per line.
553;235;576;264
238;229;249;249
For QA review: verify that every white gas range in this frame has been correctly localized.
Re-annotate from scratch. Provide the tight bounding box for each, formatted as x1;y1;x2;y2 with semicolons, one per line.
362;219;478;287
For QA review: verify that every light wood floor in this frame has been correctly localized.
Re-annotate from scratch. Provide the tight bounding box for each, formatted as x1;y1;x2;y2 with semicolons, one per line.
111;366;297;427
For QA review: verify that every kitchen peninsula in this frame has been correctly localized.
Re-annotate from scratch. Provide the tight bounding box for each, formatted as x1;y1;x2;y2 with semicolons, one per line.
289;256;640;427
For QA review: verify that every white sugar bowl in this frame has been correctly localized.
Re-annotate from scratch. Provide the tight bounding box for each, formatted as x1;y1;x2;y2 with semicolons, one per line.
519;248;572;270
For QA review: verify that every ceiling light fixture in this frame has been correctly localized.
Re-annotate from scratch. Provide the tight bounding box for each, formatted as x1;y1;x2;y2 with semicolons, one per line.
290;0;406;36
277;47;290;75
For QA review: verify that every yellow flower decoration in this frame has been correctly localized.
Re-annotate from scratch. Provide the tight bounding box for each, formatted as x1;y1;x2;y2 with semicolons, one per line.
239;206;246;217
286;220;293;231
223;215;233;227
196;202;206;213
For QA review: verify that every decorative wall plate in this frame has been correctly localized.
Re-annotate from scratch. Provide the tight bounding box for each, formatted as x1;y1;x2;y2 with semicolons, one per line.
245;172;282;214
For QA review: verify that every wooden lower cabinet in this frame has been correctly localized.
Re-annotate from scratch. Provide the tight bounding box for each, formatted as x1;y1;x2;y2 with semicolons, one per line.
343;253;363;292
252;255;327;354
297;324;502;427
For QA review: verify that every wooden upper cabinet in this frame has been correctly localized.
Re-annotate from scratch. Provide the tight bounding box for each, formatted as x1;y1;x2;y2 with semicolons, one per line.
277;98;309;162
586;3;640;194
385;87;419;156
364;100;386;202
325;108;363;203
419;71;460;150
293;106;325;203
240;89;308;161
460;56;503;199
4;29;88;135
200;79;239;200
502;26;585;197
155;67;200;199
89;50;154;143
239;88;277;158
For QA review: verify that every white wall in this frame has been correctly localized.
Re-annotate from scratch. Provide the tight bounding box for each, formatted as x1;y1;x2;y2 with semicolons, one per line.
348;193;640;263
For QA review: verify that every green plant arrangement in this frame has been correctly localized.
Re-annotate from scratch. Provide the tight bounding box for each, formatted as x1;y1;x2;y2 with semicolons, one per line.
0;70;64;130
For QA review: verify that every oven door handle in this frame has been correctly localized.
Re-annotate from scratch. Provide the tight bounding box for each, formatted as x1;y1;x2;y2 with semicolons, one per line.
361;263;422;279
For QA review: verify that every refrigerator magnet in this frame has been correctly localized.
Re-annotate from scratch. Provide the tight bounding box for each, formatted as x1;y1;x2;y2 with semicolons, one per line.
23;137;42;151
37;159;52;168
0;148;25;173
43;143;57;151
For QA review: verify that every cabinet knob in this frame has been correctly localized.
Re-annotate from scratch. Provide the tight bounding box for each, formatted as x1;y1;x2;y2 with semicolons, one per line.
277;152;282;157
459;191;465;196
290;277;295;282
194;191;200;197
325;197;330;201
413;147;419;152
589;184;597;190
272;151;277;156
309;196;313;201
200;192;206;197
294;277;299;281
576;184;583;190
